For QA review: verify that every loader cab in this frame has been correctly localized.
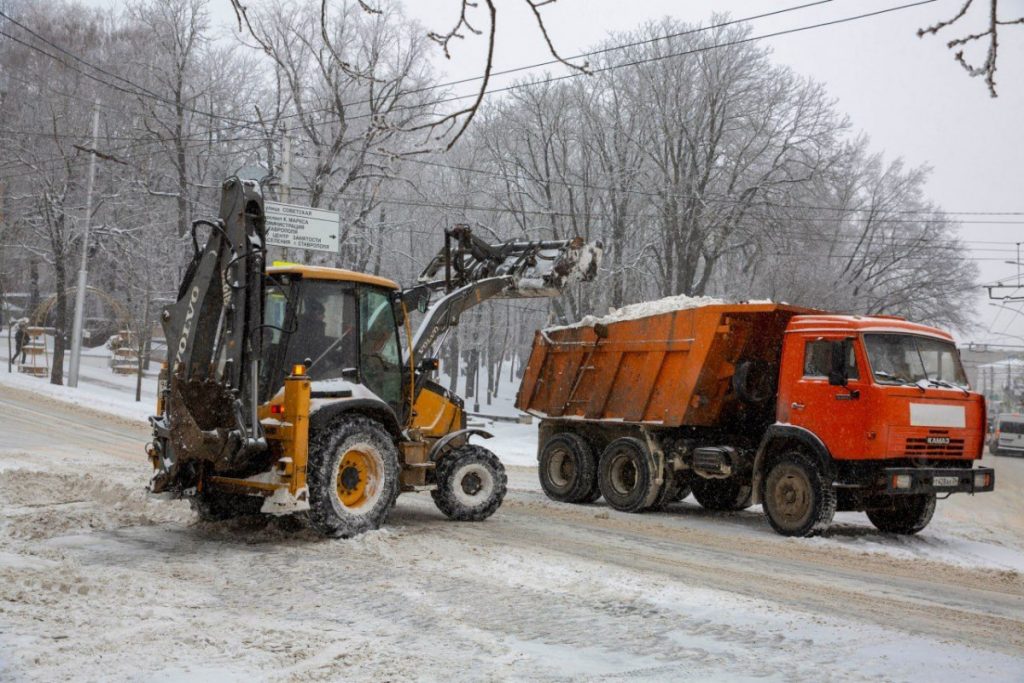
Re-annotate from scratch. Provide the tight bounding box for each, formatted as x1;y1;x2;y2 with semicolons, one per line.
260;265;406;419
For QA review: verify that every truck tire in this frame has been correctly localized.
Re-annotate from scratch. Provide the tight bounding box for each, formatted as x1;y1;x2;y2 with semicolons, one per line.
598;437;656;513
539;432;597;503
648;470;680;511
306;416;400;538
866;493;936;535
432;445;507;521
191;491;264;522
762;450;836;537
691;478;752;512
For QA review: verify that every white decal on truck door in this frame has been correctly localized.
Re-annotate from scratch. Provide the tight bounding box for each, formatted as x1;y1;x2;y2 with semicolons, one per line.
909;403;965;428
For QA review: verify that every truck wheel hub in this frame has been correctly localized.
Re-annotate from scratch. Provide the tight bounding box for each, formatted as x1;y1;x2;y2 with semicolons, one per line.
547;448;574;487
772;468;811;522
610;455;638;494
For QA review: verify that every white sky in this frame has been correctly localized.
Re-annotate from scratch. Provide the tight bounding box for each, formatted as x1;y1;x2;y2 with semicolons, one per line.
116;0;1024;343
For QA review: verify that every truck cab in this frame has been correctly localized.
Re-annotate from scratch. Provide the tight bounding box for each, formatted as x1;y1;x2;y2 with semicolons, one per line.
778;315;985;463
758;314;993;534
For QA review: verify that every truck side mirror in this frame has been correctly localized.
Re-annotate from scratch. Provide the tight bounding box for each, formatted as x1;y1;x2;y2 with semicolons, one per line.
418;357;439;373
828;340;849;387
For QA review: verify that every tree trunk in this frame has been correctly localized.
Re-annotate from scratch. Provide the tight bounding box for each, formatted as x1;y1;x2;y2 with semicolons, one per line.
50;261;67;386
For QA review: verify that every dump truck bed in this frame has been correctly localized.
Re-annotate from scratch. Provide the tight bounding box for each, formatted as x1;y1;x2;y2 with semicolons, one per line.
515;302;817;428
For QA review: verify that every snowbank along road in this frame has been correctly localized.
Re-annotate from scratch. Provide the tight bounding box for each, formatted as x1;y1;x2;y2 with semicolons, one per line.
1;385;1023;681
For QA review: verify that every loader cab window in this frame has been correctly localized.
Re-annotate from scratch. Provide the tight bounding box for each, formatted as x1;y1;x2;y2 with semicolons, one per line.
290;281;357;380
359;287;403;412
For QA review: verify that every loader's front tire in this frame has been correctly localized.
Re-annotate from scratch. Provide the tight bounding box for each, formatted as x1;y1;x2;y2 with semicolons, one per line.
307;417;400;538
691;477;752;512
598;437;656;513
191;491;264;522
866;493;936;535
762;451;835;537
539;432;596;503
432;445;507;521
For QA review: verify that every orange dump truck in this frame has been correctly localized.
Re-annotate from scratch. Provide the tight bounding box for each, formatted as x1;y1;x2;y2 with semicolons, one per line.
515;301;994;536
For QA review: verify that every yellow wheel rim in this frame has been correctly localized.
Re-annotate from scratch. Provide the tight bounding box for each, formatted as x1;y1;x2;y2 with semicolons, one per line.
336;448;379;509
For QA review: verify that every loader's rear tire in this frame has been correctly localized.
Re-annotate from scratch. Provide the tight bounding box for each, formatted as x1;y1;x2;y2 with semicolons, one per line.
191;491;264;522
306;416;400;538
539;432;597;504
691;477;752;512
432;445;507;521
762;451;835;537
598;437;656;513
866;493;936;535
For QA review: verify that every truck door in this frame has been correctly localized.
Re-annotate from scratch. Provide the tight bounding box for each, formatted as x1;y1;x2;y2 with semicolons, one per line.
786;337;870;459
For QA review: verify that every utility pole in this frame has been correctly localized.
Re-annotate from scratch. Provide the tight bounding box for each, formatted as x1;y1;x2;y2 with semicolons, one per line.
68;98;101;388
281;125;292;204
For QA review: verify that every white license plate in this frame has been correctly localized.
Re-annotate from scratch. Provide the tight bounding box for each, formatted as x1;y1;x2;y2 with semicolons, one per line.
933;476;959;487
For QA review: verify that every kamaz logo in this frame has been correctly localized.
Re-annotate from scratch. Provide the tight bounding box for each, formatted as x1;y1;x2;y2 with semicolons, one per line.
926;436;951;446
175;285;201;366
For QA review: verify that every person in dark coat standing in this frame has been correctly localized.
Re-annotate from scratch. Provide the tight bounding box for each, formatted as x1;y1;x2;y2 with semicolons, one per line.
14;319;29;364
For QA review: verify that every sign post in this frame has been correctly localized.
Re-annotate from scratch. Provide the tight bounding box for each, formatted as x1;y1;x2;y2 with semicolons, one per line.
264;201;339;254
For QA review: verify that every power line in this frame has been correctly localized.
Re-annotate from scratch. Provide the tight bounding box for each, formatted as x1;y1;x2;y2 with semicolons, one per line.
318;148;1024;223
270;1;938;138
269;0;842;125
0;14;257;127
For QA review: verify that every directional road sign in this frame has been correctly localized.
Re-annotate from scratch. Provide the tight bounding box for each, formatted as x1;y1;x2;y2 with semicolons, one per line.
264;201;339;253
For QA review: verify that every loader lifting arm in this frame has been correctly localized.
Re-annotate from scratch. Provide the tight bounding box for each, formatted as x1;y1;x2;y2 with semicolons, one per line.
149;177;267;494
407;225;602;360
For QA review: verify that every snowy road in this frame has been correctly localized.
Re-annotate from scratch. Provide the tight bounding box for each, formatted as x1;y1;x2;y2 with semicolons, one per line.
1;385;1023;681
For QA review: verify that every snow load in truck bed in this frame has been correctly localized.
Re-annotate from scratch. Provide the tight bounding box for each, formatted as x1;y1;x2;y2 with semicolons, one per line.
548;294;777;330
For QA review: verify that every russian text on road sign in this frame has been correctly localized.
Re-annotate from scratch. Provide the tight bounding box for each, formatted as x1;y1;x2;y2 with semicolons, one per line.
265;201;339;253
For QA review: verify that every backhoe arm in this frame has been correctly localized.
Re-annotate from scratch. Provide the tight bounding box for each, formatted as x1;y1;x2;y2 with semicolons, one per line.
149;177;267;493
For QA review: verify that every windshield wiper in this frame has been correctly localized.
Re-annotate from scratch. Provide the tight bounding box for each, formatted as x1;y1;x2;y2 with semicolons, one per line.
921;377;970;395
874;370;920;388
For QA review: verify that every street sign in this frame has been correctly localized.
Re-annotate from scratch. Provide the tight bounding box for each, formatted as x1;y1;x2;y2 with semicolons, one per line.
264;201;339;253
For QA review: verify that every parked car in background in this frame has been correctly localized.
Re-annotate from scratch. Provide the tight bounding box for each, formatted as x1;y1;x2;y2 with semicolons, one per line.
989;413;1024;456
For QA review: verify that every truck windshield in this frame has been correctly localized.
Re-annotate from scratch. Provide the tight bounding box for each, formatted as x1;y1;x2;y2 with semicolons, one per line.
863;334;968;388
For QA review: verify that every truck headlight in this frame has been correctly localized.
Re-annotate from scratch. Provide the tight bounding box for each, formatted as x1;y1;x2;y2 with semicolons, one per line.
974;472;991;489
892;474;913;490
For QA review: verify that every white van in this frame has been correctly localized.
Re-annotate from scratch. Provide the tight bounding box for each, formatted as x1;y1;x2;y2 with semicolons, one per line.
991;413;1024;456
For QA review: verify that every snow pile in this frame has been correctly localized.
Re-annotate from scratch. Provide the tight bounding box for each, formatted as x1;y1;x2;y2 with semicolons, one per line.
551;293;727;330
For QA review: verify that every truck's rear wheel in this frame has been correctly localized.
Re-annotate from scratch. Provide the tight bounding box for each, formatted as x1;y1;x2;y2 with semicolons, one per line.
762;451;835;537
432;445;507;521
598;437;655;513
539;432;597;503
866;493;936;534
691;477;751;511
649;470;679;511
307;416;400;538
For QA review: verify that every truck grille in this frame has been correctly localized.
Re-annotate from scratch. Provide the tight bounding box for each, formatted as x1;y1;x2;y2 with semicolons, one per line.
902;437;965;457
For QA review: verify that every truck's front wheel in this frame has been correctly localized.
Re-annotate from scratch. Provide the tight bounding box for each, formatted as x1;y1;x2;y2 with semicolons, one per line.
866;493;936;535
762;451;835;537
307;417;400;538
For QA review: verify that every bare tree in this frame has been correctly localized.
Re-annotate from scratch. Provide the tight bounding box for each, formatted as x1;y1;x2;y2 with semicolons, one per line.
918;0;1023;97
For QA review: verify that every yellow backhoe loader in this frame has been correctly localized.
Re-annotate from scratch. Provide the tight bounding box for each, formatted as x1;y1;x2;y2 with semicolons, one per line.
146;177;600;536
